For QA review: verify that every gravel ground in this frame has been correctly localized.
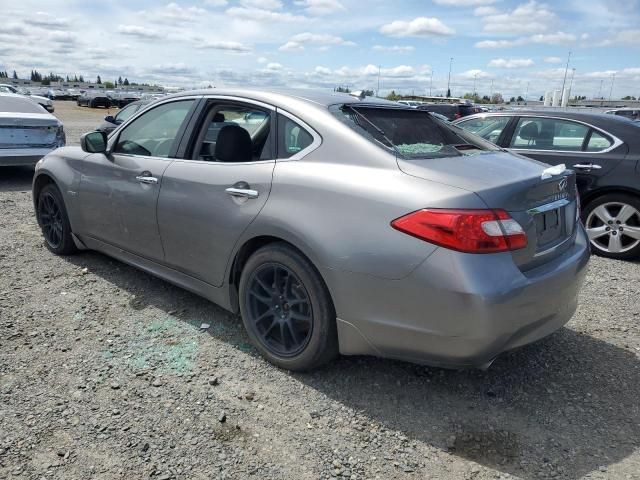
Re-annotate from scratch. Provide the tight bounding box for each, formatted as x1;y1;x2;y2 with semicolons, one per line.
1;101;639;480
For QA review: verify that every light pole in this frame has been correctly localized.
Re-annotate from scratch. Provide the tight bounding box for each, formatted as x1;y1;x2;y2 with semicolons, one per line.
609;73;616;101
376;65;381;97
560;51;571;96
597;79;604;99
429;69;433;96
524;81;530;103
473;73;478;98
568;68;576;101
446;57;453;98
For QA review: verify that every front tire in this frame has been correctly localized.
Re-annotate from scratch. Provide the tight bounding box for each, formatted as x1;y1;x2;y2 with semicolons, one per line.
582;193;640;260
239;243;338;371
36;184;77;255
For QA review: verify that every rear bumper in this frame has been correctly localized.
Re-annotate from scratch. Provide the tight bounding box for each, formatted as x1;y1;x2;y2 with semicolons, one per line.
1;148;55;167
328;225;590;368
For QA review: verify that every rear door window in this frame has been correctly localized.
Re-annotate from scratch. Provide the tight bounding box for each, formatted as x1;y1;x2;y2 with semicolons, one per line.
511;117;588;151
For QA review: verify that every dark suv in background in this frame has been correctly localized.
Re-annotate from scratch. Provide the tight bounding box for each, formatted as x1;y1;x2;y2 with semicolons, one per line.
418;103;483;120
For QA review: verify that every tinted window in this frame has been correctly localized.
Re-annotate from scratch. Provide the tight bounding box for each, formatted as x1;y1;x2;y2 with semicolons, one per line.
586;131;613;152
511;117;588;151
192;104;272;162
114;103;140;124
457;116;511;143
114;100;194;157
331;105;498;159
278;114;314;158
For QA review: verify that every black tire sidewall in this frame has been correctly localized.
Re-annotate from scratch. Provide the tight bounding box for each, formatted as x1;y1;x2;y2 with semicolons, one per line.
582;193;640;260
37;184;76;255
239;243;338;371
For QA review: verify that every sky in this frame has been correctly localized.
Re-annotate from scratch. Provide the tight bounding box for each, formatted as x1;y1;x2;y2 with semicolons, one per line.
1;0;639;99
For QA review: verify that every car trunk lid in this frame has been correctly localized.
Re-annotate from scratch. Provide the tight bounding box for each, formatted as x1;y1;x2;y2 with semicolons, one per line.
397;151;579;270
0;112;59;148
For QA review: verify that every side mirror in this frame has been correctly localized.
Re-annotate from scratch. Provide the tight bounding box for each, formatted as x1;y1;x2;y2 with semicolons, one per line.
104;115;116;124
80;131;108;153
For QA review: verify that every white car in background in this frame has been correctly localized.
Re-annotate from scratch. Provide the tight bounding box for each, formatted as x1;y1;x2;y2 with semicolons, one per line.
0;84;55;112
0;93;65;167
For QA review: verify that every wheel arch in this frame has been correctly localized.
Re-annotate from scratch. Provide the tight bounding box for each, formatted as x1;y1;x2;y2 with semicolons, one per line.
227;235;335;316
32;173;58;210
581;186;640;208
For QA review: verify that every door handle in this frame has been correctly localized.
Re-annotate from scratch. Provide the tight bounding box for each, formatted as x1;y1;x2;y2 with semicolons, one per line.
225;187;259;199
136;175;158;184
573;163;602;171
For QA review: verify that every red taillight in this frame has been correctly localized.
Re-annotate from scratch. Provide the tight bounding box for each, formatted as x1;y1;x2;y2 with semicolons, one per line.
391;209;527;253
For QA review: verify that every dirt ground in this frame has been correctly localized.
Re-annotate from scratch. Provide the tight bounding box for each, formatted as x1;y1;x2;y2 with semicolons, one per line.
1;101;639;480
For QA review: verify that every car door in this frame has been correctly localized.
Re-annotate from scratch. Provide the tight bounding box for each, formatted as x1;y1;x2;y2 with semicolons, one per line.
76;98;197;261
504;115;628;193
157;99;277;287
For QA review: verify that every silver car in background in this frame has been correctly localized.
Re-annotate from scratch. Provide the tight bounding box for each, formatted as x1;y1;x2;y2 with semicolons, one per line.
1;93;65;167
0;83;55;112
32;89;589;371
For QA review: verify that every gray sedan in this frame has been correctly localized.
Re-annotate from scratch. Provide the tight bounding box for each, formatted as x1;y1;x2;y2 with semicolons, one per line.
32;89;589;371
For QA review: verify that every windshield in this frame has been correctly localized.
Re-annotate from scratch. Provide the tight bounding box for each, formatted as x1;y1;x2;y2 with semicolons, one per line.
330;104;498;159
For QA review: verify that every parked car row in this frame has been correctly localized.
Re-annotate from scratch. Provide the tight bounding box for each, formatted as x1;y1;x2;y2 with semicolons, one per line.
0;83;54;112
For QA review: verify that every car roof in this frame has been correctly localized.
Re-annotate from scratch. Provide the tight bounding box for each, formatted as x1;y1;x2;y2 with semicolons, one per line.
164;88;402;109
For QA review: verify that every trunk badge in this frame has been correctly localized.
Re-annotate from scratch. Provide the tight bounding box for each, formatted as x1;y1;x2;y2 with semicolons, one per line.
558;178;568;191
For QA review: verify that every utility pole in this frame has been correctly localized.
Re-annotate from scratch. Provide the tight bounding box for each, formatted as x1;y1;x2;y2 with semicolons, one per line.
376;65;381;98
473;73;478;97
609;73;616;101
560;51;571;97
429;69;433;96
524;81;530;102
597;79;604;99
568;68;576;101
446;57;453;98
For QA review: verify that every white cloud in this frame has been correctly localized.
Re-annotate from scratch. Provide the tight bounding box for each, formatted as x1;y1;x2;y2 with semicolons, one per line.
226;6;307;22
474;6;499;15
203;0;228;6
459;69;491;79
475;31;576;48
530;32;576;44
434;0;497;5
488;58;535;68
148;63;196;75
23;11;68;29
372;45;415;53
314;66;332;75
380;17;455;37
265;62;284;71
240;0;283;9
279;32;355;51
596;29;640;46
148;3;207;23
193;39;251;52
544;56;562;63
481;1;556;34
294;0;346;15
257;56;268;64
117;25;165;40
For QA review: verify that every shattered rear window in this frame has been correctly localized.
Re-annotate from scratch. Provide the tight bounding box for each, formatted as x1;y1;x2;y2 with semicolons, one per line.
330;104;497;159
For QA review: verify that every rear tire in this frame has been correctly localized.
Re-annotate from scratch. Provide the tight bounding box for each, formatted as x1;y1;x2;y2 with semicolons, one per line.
36;184;77;255
239;243;338;371
582;193;640;260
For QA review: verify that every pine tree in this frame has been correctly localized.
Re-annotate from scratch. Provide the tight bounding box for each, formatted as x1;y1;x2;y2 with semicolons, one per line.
12;70;18;79
118;76;123;85
96;75;102;84
123;78;129;86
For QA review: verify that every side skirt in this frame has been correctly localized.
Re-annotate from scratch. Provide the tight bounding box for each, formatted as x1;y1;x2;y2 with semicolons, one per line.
77;234;233;312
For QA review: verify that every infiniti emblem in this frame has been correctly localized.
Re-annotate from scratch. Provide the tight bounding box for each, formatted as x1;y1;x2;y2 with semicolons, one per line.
558;178;568;192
